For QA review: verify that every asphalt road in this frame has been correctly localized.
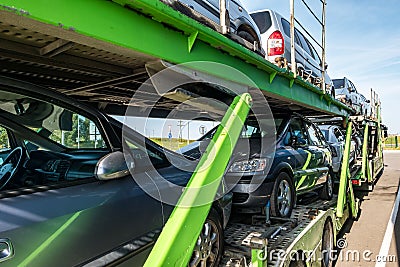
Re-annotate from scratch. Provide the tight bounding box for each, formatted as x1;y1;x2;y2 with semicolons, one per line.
336;150;400;267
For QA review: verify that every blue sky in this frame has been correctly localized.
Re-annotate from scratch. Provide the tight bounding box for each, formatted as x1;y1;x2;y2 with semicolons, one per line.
242;0;400;134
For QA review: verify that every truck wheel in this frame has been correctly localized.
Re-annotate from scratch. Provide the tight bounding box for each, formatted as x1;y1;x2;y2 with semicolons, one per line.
319;172;333;200
189;208;223;267
321;220;334;267
271;172;294;218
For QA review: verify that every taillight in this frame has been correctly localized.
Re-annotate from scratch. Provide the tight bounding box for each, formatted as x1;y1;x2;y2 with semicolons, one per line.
268;30;284;56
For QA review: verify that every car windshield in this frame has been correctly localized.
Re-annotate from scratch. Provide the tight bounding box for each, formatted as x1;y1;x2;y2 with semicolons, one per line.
333;79;344;88
197;117;286;141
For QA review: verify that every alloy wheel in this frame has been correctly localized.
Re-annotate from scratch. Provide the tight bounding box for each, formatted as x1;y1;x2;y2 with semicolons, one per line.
277;179;292;217
189;219;220;267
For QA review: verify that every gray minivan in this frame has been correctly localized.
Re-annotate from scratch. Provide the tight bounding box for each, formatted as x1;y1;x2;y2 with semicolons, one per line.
250;9;333;95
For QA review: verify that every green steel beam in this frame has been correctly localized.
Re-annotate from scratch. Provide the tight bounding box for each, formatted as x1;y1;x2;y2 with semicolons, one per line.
376;104;383;160
144;93;252;267
361;124;372;182
0;0;351;116
336;121;356;218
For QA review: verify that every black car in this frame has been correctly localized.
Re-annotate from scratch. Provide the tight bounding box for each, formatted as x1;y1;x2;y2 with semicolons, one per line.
179;113;333;218
0;76;230;267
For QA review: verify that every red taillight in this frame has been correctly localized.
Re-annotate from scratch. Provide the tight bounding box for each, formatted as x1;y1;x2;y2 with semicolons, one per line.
268;30;284;56
352;180;360;186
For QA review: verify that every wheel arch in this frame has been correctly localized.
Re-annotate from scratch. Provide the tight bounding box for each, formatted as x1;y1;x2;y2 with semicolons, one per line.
233;18;260;43
270;162;295;184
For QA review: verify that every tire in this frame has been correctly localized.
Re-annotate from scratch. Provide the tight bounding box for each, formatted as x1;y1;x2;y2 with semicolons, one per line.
321;220;334;267
271;172;295;218
237;30;256;44
319;171;334;200
189;208;223;267
289;258;306;267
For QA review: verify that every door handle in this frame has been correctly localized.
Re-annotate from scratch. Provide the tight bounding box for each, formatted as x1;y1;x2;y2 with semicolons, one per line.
0;238;14;262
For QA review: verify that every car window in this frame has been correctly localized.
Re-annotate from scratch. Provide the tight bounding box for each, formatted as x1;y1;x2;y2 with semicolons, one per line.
241;124;258;138
314;125;327;145
0;92;107;150
251;11;272;34
0;127;10;151
281;18;291;37
320;129;329;141
289;118;308;145
306;38;321;64
349;80;358;93
0;126;11;164
295;29;313;56
333;79;344;88
47;114;106;149
305;122;322;146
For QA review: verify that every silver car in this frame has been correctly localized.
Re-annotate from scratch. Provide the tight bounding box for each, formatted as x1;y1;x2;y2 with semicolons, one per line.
250;9;333;95
318;124;356;175
333;77;363;115
174;0;263;49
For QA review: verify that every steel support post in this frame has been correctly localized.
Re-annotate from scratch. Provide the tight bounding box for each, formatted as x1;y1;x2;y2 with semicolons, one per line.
337;121;358;218
144;93;252;267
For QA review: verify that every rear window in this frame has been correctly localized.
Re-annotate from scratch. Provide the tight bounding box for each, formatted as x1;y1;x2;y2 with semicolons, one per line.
250;11;272;34
333;79;345;88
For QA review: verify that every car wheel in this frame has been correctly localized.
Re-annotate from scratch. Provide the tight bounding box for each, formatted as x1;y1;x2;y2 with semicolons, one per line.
289;257;306;267
237;30;256;44
319;171;333;200
271;172;294;218
321;220;334;267
189;208;223;267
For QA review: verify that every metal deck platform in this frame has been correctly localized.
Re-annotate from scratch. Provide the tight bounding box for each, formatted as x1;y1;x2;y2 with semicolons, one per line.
220;198;338;266
0;0;351;118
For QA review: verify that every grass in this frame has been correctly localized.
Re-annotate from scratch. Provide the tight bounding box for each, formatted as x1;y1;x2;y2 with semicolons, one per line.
150;138;196;151
384;135;399;150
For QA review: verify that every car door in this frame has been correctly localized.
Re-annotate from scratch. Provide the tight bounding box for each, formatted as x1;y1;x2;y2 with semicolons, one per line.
0;91;165;266
280;18;305;66
305;122;330;188
295;30;319;78
348;80;361;112
287;117;312;192
333;126;345;159
293;29;308;70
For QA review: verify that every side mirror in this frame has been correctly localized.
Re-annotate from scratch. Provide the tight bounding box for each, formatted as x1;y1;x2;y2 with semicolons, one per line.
383;130;388;139
324;63;328;70
95;151;131;180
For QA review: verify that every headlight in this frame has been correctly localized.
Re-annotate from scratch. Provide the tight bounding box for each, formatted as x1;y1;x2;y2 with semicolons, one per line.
228;158;268;173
